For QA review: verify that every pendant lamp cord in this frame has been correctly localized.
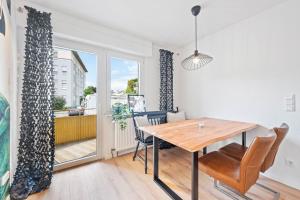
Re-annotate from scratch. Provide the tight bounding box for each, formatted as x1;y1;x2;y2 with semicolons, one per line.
195;16;198;51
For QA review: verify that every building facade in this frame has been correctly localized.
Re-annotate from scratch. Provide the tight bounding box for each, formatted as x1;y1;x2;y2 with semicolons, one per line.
53;48;87;108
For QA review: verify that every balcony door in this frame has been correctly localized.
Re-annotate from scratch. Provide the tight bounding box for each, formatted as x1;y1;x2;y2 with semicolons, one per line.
53;38;102;171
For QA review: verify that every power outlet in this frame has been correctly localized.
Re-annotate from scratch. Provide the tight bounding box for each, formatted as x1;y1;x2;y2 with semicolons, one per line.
111;148;117;158
284;94;296;112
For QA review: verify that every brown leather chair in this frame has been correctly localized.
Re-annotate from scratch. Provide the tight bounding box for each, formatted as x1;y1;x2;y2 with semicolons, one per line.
219;123;289;198
220;123;289;172
199;134;276;199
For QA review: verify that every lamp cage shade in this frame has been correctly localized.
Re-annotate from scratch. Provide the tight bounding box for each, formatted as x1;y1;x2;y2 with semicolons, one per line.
182;5;213;70
181;51;213;70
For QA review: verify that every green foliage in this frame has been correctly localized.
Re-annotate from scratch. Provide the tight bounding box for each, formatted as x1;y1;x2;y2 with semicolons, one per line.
84;86;96;97
53;96;66;110
112;103;130;130
125;78;138;94
0;94;10;199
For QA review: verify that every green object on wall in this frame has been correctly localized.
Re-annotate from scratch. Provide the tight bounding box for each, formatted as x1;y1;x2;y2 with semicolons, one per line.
0;93;10;200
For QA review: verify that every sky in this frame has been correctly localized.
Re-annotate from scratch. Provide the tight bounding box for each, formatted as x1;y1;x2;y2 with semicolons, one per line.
78;52;139;91
110;57;139;91
78;52;97;87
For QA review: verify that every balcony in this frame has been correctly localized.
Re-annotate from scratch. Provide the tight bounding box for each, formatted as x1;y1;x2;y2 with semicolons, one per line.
54;111;96;165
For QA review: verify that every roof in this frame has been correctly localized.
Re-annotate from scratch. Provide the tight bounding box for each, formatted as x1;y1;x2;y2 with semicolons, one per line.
72;51;88;72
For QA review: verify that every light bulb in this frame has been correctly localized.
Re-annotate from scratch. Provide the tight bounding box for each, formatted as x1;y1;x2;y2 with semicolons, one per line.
193;56;200;64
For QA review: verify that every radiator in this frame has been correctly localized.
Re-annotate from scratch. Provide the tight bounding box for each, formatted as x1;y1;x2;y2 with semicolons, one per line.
114;118;137;152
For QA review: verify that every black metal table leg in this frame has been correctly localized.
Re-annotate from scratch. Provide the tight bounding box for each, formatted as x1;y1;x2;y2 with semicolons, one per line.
153;136;182;200
192;151;199;200
202;147;207;155
153;136;159;179
153;136;199;200
242;132;246;147
145;144;148;174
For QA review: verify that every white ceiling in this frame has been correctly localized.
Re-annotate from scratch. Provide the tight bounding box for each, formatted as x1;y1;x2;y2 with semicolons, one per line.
28;0;286;48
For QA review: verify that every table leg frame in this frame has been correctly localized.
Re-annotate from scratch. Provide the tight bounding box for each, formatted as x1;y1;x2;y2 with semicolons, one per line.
202;147;207;155
192;151;199;200
153;136;199;200
242;132;246;147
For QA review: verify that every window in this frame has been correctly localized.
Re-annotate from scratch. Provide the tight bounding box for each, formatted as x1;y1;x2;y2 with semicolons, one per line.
53;51;58;58
110;56;140;107
61;66;67;72
61;82;67;90
52;44;98;168
54;79;59;88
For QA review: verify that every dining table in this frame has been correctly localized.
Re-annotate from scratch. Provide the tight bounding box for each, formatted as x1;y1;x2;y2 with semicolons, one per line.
139;117;257;200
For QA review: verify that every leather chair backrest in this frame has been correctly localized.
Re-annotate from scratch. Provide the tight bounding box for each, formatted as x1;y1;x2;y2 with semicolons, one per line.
261;123;289;172
240;134;276;193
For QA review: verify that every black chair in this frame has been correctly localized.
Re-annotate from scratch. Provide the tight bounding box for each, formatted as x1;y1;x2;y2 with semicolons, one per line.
131;111;167;174
128;94;177;173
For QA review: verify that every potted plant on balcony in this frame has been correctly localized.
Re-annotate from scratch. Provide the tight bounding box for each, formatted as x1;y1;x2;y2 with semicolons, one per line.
112;103;130;130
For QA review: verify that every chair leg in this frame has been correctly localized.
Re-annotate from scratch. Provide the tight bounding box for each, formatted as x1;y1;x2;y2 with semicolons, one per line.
256;182;280;200
214;180;252;200
144;144;148;174
133;142;140;161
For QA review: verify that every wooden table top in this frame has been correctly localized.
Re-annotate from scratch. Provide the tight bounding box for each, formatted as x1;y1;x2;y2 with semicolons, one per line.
140;117;257;152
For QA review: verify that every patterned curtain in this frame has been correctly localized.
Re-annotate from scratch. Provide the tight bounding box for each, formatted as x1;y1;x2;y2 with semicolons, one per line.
159;49;174;112
10;7;55;200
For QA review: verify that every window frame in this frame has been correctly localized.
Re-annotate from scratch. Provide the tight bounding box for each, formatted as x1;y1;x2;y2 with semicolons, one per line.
106;51;144;113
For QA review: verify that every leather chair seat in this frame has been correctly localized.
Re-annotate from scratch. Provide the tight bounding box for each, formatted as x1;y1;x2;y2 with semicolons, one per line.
199;134;277;195
219;142;247;161
199;151;241;191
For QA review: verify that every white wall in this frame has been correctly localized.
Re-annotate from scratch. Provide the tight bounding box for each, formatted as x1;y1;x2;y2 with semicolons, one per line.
0;0;17;186
16;1;152;57
178;0;300;189
0;2;14;100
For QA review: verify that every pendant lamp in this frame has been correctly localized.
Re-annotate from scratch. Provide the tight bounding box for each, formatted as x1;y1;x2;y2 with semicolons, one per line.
182;5;213;70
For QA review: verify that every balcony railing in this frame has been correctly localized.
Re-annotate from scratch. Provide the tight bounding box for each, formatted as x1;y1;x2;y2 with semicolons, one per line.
54;114;96;145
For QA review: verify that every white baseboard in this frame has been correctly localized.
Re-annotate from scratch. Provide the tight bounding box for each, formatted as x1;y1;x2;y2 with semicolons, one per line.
104;145;143;160
116;147;137;156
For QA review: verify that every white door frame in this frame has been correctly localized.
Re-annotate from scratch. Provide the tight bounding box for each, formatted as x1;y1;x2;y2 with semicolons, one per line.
53;36;106;171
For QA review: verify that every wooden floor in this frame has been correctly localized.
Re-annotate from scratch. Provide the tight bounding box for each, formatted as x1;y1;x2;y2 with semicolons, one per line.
55;139;96;164
29;147;300;200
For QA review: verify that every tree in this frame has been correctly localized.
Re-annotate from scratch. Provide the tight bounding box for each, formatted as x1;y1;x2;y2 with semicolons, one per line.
53;96;66;110
84;86;96;97
125;78;138;94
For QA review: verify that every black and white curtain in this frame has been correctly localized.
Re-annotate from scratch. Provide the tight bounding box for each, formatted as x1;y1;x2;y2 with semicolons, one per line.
159;49;174;112
11;7;55;200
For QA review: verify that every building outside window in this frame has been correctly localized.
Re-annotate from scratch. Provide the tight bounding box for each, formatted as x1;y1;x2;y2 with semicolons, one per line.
53;48;88;108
